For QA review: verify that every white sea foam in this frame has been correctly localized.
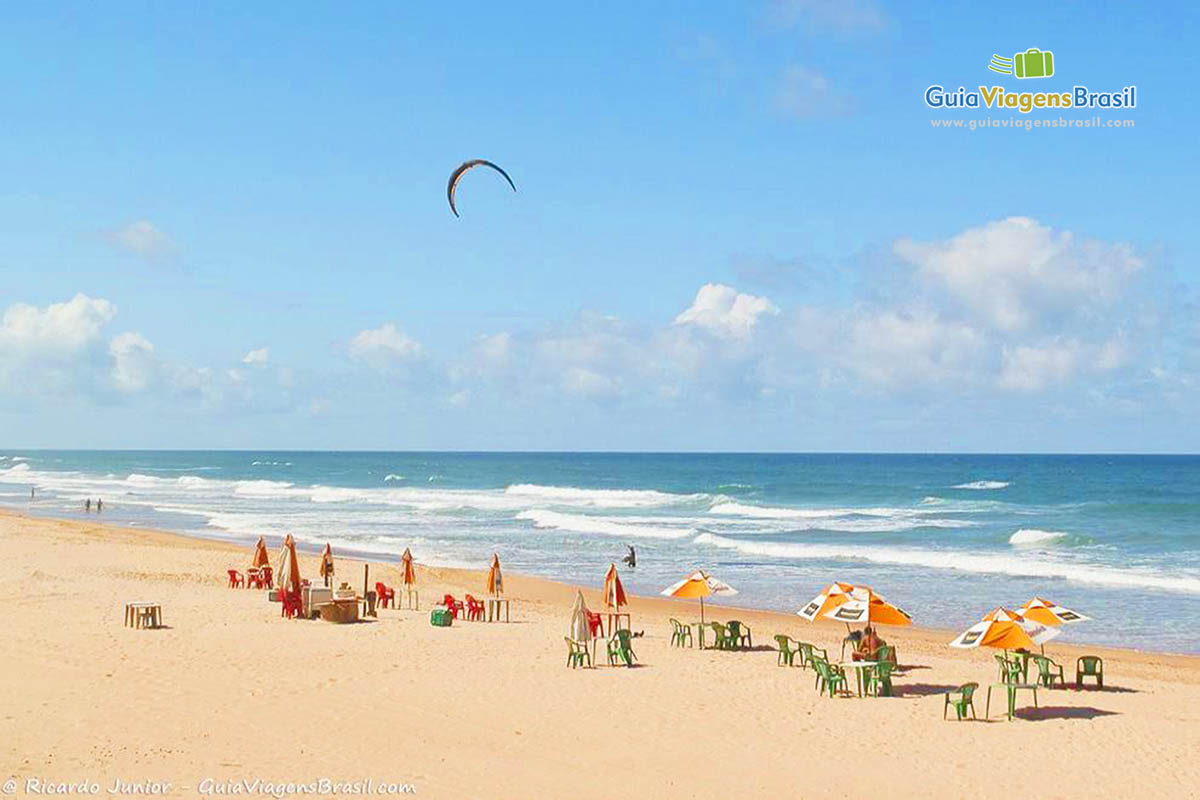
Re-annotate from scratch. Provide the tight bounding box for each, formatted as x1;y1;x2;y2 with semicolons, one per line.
384;474;405;482
516;509;695;539
953;480;1010;490
505;483;701;508
694;533;1200;594
1009;529;1068;546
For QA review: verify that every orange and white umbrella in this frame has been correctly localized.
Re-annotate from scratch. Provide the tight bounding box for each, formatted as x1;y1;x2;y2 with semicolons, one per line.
603;563;627;610
797;581;859;622
1019;597;1089;627
486;553;504;597
400;547;417;586
275;534;302;596
950;607;1058;651
251;536;270;568
660;569;737;623
822;585;912;628
319;543;335;581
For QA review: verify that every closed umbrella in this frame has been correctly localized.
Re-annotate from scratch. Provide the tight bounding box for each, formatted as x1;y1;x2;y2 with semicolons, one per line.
275;534;302;597
486;553;503;596
603;563;627;610
660;569;737;624
569;590;591;642
251;536;270;568
400;548;416;587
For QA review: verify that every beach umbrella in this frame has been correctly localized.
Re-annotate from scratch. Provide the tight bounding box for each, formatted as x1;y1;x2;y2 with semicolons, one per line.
660;569;737;624
603;563;627;610
400;547;416;586
569;590;592;642
821;585;912;628
319;543;335;585
797;581;859;622
251;536;270;568
950;607;1059;651
275;534;302;596
1019;597;1090;627
486;553;504;597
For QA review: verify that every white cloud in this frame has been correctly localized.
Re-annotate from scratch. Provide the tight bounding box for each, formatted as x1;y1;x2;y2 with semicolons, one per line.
0;294;116;356
841;310;986;386
109;332;157;393
895;217;1143;333
348;323;423;369
242;347;270;366
675;284;778;339
104;220;176;260
999;340;1082;392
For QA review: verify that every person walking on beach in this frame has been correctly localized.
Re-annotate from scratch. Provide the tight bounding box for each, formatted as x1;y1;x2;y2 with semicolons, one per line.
96;498;103;513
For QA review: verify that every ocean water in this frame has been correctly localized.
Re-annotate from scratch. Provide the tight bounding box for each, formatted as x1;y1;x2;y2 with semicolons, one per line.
1;451;1198;653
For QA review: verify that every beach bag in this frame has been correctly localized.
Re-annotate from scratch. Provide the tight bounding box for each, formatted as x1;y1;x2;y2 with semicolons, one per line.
430;607;453;627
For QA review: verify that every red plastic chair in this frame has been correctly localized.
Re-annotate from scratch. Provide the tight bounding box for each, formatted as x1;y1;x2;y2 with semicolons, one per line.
281;589;302;619
442;594;465;619
227;569;244;588
259;565;274;589
375;582;395;609
586;611;604;638
246;569;263;590
464;594;485;621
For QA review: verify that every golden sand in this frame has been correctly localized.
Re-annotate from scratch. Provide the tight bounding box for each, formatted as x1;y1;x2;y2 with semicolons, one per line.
1;509;1198;799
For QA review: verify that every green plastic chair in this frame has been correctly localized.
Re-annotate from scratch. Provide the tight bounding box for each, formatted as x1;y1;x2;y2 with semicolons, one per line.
709;622;735;651
944;683;978;720
875;643;897;666
607;629;637;667
564;636;591;669
727;619;752;649
867;660;896;697
812;657;847;697
669;618;693;648
1032;655;1066;688
774;634;799;666
1076;655;1104;689
994;654;1022;684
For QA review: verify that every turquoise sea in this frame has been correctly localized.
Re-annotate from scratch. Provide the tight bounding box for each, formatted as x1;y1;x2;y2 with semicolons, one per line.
1;451;1197;653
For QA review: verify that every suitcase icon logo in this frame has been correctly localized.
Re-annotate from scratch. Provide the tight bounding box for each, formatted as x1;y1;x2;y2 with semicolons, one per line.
988;48;1055;79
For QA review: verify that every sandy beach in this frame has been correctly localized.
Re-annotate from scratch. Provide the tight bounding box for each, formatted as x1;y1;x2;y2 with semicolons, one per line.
2;507;1198;800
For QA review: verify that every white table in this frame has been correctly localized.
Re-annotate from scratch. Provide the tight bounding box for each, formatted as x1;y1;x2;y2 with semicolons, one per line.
838;661;883;697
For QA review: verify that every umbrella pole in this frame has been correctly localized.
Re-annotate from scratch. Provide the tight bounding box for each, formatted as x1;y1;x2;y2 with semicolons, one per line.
700;597;705;625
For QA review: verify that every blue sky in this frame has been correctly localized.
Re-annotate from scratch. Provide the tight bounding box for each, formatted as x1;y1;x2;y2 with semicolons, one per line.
1;1;1197;451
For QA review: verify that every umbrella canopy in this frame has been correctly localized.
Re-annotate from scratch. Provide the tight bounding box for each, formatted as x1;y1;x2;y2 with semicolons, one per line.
1019;597;1089;627
797;581;859;622
251;536;270;568
275;534;302;596
661;569;737;623
486;553;504;596
949;607;1059;651
400;548;416;586
319;544;335;579
822;586;912;627
569;590;592;642
603;563;627;609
